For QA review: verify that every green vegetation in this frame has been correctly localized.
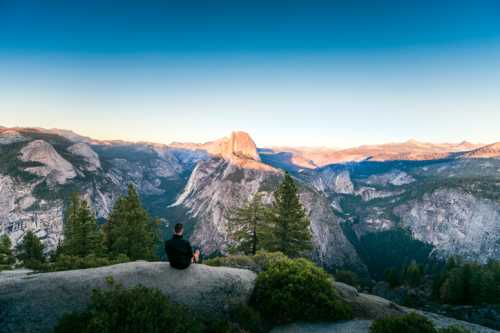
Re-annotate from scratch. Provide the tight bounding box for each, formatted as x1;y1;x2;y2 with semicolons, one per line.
433;258;500;305
103;184;159;261
251;256;352;324
359;229;432;281
334;269;361;288
39;184;160;272
0;234;15;270
54;280;202;333
206;251;289;272
227;192;267;255
207;252;353;327
226;172;312;259
16;230;45;269
262;172;312;257
60;194;103;257
370;313;471;333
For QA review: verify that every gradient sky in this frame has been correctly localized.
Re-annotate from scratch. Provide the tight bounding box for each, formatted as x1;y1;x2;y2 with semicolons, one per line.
1;1;499;147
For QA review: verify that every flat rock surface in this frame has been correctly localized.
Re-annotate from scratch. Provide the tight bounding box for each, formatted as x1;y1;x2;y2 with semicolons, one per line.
0;261;256;333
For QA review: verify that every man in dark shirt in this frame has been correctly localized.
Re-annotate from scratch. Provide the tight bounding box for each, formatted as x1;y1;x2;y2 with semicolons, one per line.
165;223;193;269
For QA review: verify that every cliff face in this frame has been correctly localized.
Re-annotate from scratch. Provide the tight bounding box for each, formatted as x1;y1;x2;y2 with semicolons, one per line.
171;157;280;254
395;189;500;262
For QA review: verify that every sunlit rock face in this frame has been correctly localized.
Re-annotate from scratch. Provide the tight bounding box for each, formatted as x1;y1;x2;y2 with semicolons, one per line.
67;143;101;171
171;151;365;271
395;189;500;262
365;170;415;186
19;140;77;184
300;190;365;271
312;168;354;194
0;174;64;252
171;157;280;255
0;129;28;145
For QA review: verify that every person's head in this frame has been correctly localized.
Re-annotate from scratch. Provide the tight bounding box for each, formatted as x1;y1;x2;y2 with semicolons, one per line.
194;248;200;256
174;223;184;235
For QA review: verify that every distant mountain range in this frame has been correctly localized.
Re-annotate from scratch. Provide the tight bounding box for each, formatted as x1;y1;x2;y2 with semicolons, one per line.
0;126;498;275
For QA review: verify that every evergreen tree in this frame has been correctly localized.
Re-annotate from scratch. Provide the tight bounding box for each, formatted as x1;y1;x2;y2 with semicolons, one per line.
264;172;312;258
0;234;15;267
227;192;267;255
103;184;157;260
384;267;401;288
404;260;423;287
16;230;45;268
61;194;103;257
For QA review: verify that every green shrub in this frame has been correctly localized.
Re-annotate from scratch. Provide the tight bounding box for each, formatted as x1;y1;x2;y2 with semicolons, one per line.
206;251;288;273
229;304;265;333
251;257;352;325
53;281;202;333
335;269;360;288
0;264;13;271
370;313;436;333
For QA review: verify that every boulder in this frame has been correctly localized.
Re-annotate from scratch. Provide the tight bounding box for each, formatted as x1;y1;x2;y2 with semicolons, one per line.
0;261;256;333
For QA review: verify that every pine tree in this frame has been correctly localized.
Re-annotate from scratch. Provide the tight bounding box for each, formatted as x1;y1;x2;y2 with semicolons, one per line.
264;172;312;258
227;192;267;255
16;230;45;268
404;260;423;287
103;184;157;260
0;234;15;266
61;193;103;257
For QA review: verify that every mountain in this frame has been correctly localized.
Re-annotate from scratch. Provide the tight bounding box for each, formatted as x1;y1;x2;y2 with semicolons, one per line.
260;140;488;170
460;142;500;159
0;126;499;275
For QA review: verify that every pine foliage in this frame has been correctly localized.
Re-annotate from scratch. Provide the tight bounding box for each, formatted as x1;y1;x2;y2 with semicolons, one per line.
264;172;312;257
227;192;267;255
61;193;103;257
16;230;45;268
103;184;158;260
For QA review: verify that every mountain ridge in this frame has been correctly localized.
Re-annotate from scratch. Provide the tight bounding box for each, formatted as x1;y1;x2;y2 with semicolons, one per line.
0;125;499;273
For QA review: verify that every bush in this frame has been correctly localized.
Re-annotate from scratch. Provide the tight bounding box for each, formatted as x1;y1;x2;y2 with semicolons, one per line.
370;313;436;333
54;280;202;333
206;251;288;273
335;269;360;288
251;257;352;325
229;304;265;333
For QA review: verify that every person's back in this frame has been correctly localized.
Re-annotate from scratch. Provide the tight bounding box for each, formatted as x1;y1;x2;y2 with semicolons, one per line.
165;223;193;269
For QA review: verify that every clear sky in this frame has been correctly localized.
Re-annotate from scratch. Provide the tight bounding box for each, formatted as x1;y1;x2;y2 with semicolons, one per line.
1;1;499;147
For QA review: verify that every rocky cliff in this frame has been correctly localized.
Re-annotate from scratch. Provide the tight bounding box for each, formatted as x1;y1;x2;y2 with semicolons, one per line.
0;263;496;333
0;262;256;333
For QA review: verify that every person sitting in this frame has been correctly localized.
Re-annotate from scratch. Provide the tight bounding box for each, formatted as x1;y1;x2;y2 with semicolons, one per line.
165;223;193;269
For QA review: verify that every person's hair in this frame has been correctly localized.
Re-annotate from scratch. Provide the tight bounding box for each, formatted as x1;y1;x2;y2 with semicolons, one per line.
174;223;184;234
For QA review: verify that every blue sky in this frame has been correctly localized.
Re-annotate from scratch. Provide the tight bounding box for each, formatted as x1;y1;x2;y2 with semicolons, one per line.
1;1;499;147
